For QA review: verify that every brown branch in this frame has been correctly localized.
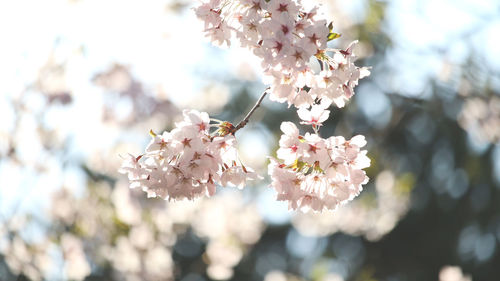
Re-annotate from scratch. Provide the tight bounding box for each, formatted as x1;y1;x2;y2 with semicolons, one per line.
231;89;268;134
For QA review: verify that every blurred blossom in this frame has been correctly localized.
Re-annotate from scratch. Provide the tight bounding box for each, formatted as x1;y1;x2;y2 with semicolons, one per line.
0;39;183;226
292;170;410;240
264;271;289;281
207;264;235;281
321;273;345;281
35;52;72;104
112;236;142;274
439;266;472;281
193;192;265;279
112;183;142;226
206;241;243;280
192;192;264;244
144;245;174;280
263;270;343;281
50;187;77;224
93;63;180;125
129;224;155;250
61;234;91;281
232;57;260;82
458;95;500;144
1;232;53;281
179;83;230;112
2;183;264;280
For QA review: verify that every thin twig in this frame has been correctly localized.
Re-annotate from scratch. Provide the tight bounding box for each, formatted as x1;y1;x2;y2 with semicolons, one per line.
317;58;324;71
232;89;269;134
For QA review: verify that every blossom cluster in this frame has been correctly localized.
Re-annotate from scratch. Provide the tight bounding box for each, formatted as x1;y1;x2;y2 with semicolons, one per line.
119;109;258;201
119;0;371;212
194;0;370;109
268;121;370;212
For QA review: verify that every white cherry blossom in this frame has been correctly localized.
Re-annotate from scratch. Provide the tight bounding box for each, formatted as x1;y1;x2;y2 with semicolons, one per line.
297;103;330;128
194;0;370;109
119;109;258;201
119;0;373;212
268;122;370;212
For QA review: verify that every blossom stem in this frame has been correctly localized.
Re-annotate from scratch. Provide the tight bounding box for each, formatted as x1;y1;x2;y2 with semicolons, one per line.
232;89;269;134
210;118;224;123
317;58;324;71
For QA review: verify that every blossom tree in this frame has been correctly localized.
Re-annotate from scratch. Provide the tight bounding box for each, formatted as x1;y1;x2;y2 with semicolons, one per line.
120;0;371;212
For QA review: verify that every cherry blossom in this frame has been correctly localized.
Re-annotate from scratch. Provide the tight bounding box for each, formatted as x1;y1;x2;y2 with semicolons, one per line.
268;122;370;212
119;109;258;201
119;0;372;211
194;0;370;110
297;103;330;129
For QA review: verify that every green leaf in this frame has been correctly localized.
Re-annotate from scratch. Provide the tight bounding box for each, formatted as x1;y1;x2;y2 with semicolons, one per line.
327;32;341;41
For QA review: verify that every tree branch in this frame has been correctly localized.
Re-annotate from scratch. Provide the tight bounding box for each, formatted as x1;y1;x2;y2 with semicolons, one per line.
232;89;268;134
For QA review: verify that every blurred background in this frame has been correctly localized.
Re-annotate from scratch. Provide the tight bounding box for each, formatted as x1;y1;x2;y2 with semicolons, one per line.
0;0;499;280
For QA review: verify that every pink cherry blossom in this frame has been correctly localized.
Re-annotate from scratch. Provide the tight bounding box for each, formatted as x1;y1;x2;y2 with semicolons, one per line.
194;0;370;109
297;104;330;128
221;165;260;189
276;122;304;165
119;109;258;201
268;122;370;212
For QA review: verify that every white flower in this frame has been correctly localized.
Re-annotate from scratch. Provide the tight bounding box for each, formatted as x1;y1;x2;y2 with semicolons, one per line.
176;109;210;133
276;122;305;165
221;165;260;189
268;122;370;212
268;0;300;19
300;20;328;55
292;89;315;108
119;109;258;201
297;104;330;128
191;0;372;210
206;22;232;47
194;0;223;29
145;131;172;153
194;0;370;110
301;132;330;168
